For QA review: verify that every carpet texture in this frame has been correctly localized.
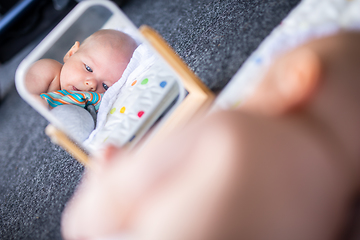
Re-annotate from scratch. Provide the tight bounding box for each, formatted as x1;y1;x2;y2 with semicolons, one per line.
0;0;300;239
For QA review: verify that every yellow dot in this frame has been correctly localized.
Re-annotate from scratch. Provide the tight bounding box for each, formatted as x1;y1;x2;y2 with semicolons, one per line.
110;108;116;114
120;107;126;113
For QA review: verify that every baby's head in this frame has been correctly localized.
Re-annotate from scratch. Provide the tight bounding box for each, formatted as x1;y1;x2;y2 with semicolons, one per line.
60;29;138;93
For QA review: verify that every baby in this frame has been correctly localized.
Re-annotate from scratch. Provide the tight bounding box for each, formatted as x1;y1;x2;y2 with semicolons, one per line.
61;31;360;240
25;29;138;96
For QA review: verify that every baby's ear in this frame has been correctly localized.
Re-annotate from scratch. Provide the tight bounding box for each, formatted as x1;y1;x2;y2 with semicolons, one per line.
242;47;322;115
63;41;80;63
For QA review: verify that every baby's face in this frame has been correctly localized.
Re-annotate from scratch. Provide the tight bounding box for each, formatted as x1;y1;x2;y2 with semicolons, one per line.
60;39;132;93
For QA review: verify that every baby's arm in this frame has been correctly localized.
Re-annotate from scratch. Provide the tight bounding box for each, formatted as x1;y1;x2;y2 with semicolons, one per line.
25;59;62;95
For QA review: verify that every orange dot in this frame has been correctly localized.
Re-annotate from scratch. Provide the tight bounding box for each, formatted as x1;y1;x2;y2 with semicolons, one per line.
131;80;137;86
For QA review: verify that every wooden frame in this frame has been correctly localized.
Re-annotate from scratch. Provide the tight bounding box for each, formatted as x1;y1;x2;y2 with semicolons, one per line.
45;25;215;167
138;26;215;141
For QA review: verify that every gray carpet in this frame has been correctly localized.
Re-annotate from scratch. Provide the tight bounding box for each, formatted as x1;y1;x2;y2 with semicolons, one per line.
0;0;300;239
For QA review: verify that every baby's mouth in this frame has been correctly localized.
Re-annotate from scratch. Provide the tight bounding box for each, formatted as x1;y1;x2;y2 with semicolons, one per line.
73;86;80;91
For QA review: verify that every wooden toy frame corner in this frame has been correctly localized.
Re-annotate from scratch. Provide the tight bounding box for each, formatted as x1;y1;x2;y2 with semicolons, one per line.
45;25;215;167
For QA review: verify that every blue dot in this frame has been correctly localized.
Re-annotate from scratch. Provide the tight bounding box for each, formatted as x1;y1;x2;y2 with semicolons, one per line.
255;57;262;64
160;81;167;88
129;135;136;142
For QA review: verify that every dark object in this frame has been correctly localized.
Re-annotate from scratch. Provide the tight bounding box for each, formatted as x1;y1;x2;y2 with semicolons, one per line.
111;0;129;7
0;1;18;15
0;0;77;63
0;0;41;38
85;104;97;127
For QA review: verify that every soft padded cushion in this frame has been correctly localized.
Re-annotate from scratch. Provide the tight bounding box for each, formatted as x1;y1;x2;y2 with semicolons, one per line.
50;105;95;143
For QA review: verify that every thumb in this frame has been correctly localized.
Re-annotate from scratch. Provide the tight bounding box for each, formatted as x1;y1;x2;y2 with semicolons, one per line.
241;47;321;115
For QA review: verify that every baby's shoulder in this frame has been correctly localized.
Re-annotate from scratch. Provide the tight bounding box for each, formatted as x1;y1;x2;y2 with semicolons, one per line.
32;58;62;72
26;59;62;95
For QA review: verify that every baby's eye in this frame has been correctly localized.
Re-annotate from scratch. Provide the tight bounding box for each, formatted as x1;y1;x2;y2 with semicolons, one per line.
85;64;93;72
102;83;109;91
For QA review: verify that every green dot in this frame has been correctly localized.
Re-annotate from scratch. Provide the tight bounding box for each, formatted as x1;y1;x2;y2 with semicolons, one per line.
110;108;116;114
141;78;149;85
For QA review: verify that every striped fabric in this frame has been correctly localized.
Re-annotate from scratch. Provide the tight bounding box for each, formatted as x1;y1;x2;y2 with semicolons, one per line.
40;90;103;112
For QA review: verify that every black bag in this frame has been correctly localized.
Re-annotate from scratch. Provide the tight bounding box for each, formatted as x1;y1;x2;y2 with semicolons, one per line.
0;0;76;63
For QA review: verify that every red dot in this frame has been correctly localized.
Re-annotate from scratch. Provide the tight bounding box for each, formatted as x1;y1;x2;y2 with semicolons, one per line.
138;111;144;118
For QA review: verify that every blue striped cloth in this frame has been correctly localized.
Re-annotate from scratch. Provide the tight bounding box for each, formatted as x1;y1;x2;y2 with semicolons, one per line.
40;90;103;112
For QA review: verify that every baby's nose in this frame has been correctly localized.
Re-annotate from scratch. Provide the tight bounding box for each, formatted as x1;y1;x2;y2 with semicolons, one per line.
85;78;97;91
